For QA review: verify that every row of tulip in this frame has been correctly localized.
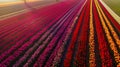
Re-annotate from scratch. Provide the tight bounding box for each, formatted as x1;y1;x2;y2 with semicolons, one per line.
62;0;90;66
51;14;80;67
34;11;75;67
73;1;89;67
0;0;84;67
0;1;74;54
93;0;113;66
88;0;96;67
51;0;120;66
63;0;120;66
45;0;87;67
14;12;68;67
0;4;71;63
34;8;77;66
33;1;85;67
17;3;80;66
63;1;88;66
44;2;85;67
1;1;77;52
96;0;120;48
95;0;120;66
73;0;92;67
1;0;77;65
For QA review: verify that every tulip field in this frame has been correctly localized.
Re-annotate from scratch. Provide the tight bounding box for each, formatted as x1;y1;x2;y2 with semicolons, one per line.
0;0;120;67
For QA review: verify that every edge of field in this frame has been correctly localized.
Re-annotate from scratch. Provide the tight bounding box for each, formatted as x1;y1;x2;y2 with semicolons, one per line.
100;0;120;24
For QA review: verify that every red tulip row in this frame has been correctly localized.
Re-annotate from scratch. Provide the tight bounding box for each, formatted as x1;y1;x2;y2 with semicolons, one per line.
93;0;113;66
98;0;120;49
94;0;120;66
63;0;120;66
63;0;90;66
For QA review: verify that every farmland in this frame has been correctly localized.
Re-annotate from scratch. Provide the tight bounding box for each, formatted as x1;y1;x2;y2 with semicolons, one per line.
0;0;120;67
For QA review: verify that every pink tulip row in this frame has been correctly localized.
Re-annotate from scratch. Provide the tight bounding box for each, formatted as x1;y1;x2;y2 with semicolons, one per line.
0;0;74;54
13;5;75;66
0;0;81;66
0;6;67;63
0;1;74;54
33;2;84;66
